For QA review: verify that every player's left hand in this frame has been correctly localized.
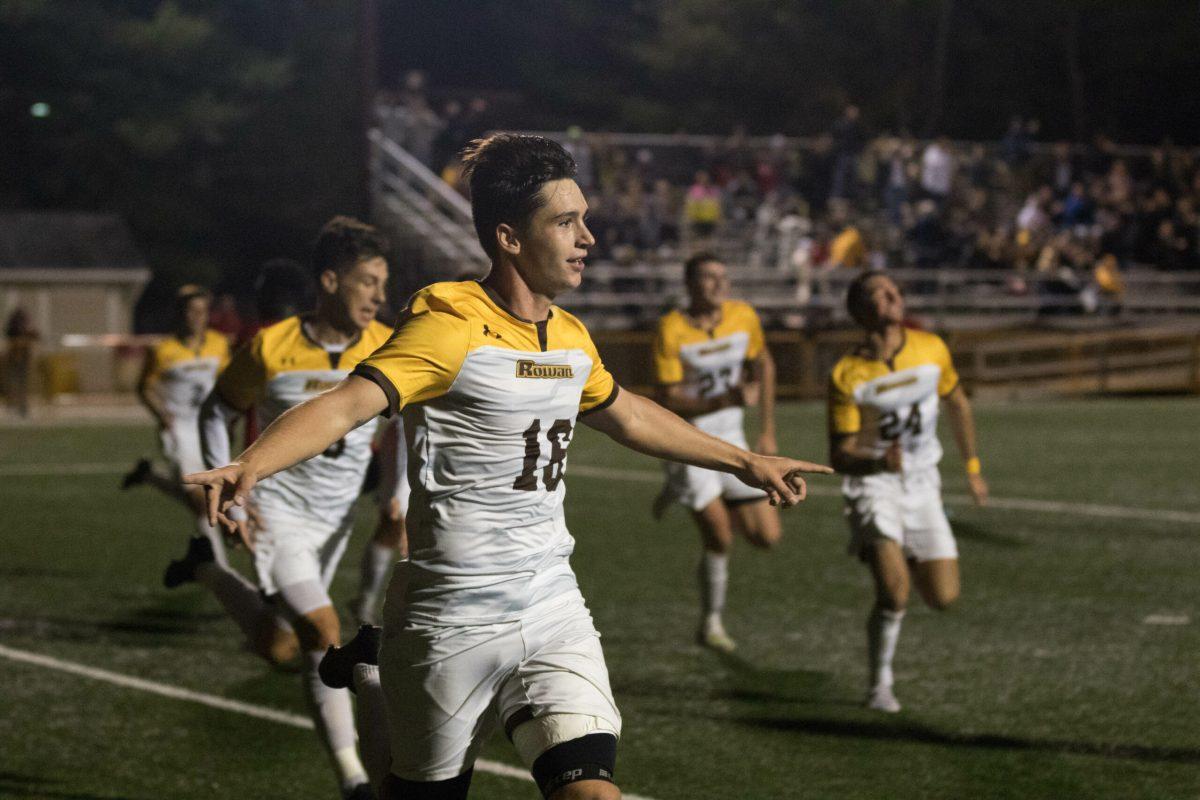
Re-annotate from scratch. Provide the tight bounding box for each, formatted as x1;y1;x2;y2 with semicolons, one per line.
755;431;778;456
739;454;834;508
967;472;989;506
222;501;260;551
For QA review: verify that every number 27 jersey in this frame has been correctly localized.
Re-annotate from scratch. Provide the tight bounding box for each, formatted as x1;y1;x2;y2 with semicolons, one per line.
353;281;618;625
827;328;960;474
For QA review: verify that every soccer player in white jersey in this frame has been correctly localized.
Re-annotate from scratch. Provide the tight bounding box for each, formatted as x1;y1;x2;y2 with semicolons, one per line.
827;271;988;713
350;414;409;626
186;134;831;800
123;285;231;570
167;217;393;799
652;253;780;652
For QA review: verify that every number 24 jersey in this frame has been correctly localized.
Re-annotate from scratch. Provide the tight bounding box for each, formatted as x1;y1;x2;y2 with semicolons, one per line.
353;281;618;626
827;328;960;474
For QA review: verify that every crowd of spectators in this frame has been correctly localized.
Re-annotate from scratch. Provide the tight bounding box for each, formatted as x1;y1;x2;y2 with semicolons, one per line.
376;80;1200;312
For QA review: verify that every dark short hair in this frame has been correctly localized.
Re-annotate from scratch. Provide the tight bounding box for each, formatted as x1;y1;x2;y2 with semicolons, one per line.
460;133;577;259
312;216;390;278
845;269;892;326
255;258;311;322
174;284;211;314
683;251;722;284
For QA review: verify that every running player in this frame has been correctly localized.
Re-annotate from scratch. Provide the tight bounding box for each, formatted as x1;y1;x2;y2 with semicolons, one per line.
186;134;831;800
167;217;393;799
652;253;780;652
350;415;409;626
827;271;988;713
122;285;231;568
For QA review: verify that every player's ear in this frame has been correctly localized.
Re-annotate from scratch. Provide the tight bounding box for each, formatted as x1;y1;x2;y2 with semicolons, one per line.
318;269;339;295
496;223;521;258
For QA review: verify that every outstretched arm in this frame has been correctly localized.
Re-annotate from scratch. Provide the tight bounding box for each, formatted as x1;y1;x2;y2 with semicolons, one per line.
184;375;389;525
943;384;988;505
582;387;832;507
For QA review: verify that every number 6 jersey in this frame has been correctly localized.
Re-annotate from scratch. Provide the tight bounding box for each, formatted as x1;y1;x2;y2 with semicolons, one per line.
352;281;618;626
827;328;960;480
214;315;393;522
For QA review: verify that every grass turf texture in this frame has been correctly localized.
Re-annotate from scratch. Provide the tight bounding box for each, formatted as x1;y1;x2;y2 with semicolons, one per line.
0;397;1197;799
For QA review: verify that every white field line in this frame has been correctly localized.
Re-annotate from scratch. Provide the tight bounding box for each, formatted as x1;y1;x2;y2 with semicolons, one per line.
0;643;655;800
567;464;1200;526
4;460;1199;526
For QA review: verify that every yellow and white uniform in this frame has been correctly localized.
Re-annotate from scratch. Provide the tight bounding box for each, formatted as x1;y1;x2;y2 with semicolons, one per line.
828;328;961;562
143;331;229;476
352;280;621;781
653;301;768;510
214;316;392;600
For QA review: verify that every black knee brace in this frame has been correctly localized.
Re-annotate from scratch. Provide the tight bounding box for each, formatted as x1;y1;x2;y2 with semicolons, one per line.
380;769;473;800
531;733;617;799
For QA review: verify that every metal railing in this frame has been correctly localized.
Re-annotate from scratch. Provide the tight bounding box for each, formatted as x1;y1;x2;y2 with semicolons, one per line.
368;129;489;280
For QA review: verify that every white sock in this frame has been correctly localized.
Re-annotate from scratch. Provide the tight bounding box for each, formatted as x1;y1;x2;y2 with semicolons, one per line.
195;562;267;643
868;606;905;689
352;664;392;792
194;517;229;569
699;551;729;627
302;650;367;791
356;543;396;616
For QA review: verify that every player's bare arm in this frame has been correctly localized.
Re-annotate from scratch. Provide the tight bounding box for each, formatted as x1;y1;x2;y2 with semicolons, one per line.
583;386;832;507
185;374;387;526
135;352;172;428
943;384;988;505
829;432;902;476
753;346;777;455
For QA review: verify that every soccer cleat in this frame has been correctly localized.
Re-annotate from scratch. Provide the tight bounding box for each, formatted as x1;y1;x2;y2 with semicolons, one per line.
162;536;215;589
697;621;738;654
345;785;374;800
121;458;153;490
319;624;382;690
342;783;375;800
865;684;902;713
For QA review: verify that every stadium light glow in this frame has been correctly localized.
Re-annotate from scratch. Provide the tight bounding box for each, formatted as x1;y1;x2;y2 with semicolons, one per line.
29;102;51;118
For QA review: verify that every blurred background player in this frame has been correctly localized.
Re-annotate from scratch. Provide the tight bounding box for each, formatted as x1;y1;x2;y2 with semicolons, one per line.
827;271;988;713
165;217;393;800
122;285;231;569
350;414;409;626
651;252;780;653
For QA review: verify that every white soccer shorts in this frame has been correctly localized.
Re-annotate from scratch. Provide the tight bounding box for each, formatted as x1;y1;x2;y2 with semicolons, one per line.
661;427;767;512
843;466;958;562
379;591;622;782
160;417;205;478
250;497;356;607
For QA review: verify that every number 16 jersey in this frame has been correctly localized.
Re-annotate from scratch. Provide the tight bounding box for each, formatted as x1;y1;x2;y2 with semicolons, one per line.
353;281;618;626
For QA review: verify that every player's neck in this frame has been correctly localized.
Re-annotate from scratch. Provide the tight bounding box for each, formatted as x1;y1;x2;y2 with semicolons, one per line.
176;329;204;350
686;299;722;329
480;267;553;323
864;324;905;361
306;305;358;346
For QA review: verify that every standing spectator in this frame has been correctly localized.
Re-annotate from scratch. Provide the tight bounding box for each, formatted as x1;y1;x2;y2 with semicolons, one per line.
831;104;866;200
4;307;39;416
685;170;722;239
920;137;956;209
1000;116;1030;168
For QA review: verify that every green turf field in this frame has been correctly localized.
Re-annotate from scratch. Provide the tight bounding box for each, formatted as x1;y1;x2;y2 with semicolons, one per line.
1;398;1198;799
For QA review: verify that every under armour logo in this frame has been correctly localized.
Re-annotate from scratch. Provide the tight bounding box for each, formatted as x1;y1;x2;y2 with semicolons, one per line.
483;324;502;339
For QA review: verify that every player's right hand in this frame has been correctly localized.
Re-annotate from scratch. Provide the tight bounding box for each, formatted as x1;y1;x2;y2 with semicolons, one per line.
182;463;258;533
883;441;903;472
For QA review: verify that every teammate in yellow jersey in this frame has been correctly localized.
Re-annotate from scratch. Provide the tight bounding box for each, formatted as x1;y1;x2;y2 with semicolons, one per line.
122;285;231;569
652;252;780;652
167;217;393;800
186;134;831;800
827;271;988;713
